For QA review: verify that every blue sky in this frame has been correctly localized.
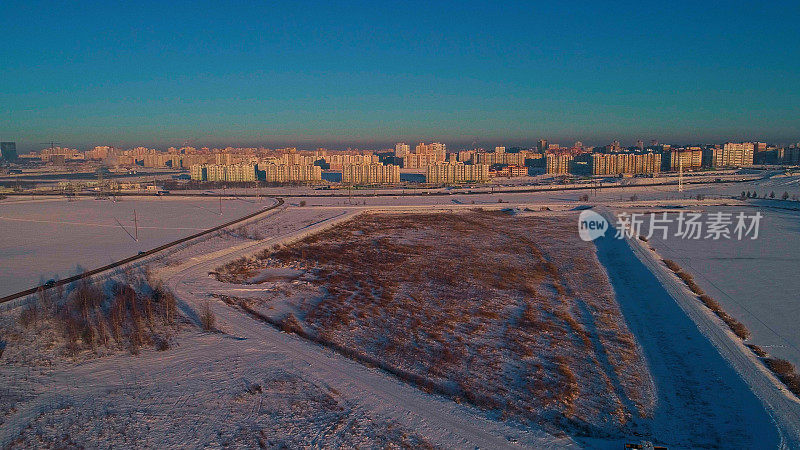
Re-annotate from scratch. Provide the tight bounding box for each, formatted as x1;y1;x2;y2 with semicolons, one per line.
1;1;798;151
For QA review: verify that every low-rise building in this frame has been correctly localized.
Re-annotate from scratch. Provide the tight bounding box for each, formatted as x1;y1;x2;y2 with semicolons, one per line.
492;165;529;177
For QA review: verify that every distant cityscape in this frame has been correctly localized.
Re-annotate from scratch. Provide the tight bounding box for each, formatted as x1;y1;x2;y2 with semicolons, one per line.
2;139;800;186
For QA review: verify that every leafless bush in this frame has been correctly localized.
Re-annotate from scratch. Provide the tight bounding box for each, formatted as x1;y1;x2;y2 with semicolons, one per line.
200;302;216;331
12;275;181;356
18;303;40;328
766;358;794;377
699;293;750;339
763;358;800;397
723;316;750;340
699;295;722;312
674;271;704;295
280;314;303;334
662;259;681;272
747;344;768;358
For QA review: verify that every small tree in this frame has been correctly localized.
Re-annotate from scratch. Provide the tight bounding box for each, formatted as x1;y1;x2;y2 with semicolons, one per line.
741;191;746;199
299;200;306;207
770;191;775;199
782;191;789;200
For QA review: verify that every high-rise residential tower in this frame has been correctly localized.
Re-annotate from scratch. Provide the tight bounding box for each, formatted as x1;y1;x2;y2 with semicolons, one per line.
1;142;17;161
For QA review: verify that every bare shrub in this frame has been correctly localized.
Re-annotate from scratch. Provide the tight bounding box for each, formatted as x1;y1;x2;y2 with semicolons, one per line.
154;335;170;351
699;295;722;312
763;358;800;397
280;314;303;334
766;358;794;377
200;302;216;331
671;270;704;295
747;344;768;358
662;259;681;272
18;303;40;328
723;317;750;340
22;275;182;356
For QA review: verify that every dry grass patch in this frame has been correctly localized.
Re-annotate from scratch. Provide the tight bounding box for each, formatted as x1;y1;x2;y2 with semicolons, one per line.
220;211;654;436
765;358;800;397
3;271;179;361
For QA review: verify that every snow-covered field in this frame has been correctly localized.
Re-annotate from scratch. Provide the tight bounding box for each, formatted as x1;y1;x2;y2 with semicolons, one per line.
2;174;800;448
643;205;800;369
0;196;268;297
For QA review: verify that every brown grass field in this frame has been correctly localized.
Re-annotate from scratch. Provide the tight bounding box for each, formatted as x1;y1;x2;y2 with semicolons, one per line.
217;210;654;435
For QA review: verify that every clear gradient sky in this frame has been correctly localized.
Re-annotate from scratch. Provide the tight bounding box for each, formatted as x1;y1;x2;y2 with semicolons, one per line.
1;1;799;151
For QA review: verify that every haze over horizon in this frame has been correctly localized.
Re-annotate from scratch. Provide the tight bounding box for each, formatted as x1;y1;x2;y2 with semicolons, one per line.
2;1;799;152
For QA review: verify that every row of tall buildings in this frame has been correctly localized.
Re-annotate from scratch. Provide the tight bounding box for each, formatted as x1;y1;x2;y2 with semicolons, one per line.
426;162;491;183
544;143;758;175
342;163;400;184
190;163;322;183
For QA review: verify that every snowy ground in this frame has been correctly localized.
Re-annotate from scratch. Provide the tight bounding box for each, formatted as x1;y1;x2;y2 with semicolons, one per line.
594;216;789;448
0;196;268;297
643;205;800;369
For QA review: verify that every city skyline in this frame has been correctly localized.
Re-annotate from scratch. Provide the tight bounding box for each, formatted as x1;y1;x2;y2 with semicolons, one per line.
2;1;799;151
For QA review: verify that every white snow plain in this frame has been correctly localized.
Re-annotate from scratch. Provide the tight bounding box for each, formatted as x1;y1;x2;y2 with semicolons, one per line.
0;196;268;297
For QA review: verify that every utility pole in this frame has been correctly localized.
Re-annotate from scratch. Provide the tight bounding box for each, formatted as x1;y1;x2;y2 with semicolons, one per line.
678;156;684;193
133;209;138;241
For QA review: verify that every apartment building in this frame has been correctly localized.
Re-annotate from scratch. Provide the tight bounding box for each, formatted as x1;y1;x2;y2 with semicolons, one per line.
341;163;400;184
426;162;490;183
665;148;703;171
545;154;574;174
394;143;410;158
474;151;528;166
492;165;528;177
403;152;442;169
325;153;379;170
590;153;661;175
705;142;755;168
259;163;322;182
189;163;257;182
